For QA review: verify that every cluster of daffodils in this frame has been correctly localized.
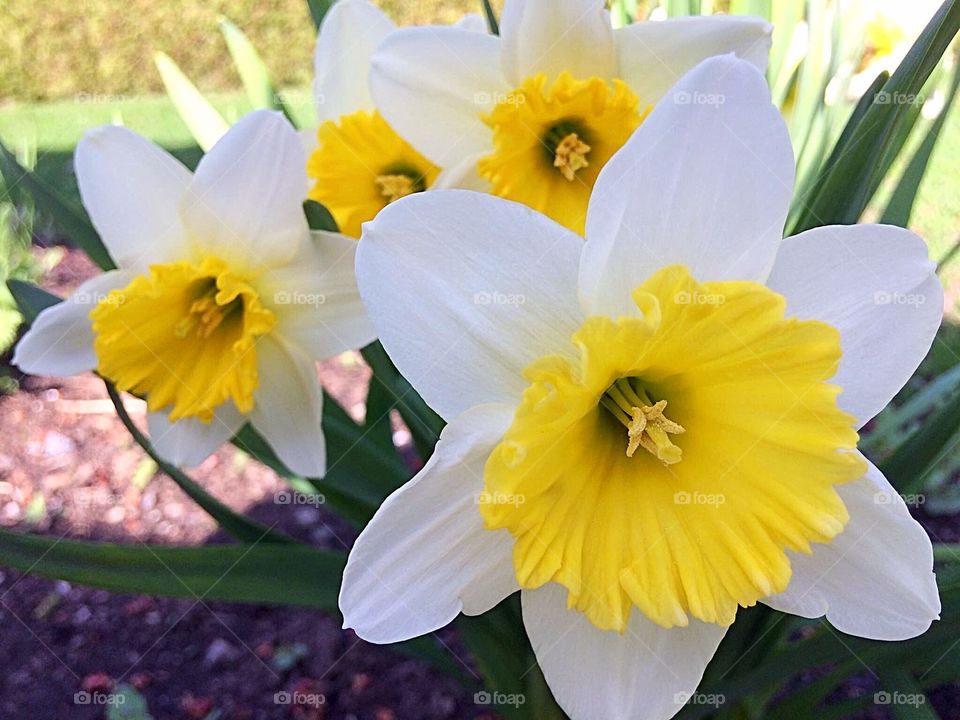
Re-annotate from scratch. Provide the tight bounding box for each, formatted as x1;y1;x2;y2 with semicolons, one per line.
13;1;944;719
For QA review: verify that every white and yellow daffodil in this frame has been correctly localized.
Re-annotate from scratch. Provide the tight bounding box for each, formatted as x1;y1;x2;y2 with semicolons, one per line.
14;110;375;477
340;57;942;720
368;0;773;234
305;0;442;237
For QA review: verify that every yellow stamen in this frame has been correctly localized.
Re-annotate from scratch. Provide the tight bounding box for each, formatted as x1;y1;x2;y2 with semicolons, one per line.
602;378;685;463
553;132;591;181
375;173;417;203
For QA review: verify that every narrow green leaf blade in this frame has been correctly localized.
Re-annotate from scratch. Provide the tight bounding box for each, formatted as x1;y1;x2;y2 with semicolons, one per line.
7;279;60;323
306;0;335;29
154;52;230;151
220;16;293;122
0;143;114;270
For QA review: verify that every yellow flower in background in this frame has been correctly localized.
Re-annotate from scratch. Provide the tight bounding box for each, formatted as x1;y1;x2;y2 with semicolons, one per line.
305;0;441;237
340;57;942;720
14;111;375;476
370;0;774;233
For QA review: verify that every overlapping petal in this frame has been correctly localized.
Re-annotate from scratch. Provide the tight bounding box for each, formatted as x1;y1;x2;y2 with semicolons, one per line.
615;16;772;105
356;190;583;420
184;111;309;272
341;404;518;643
75;126;191;272
147;404;246;469
766;224;943;426
580;54;794;318
764;457;940;641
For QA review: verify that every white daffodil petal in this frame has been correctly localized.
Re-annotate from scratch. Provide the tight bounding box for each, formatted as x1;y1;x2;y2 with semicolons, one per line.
356;190;584;421
766;224;942;427
12;270;136;377
260;230;376;359
75;126;191;272
580;55;793;318
248;335;326;478
764;457;940;641
615;16;772;105
370;26;507;167
313;0;395;122
184;110;309;272
340;404;518;644
523;584;727;720
147;404;246;468
500;0;616;84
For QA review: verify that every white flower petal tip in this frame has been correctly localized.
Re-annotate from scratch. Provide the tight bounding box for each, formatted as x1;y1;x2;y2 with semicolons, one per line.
339;404;518;644
581;54;793;317
12;271;136;377
184;110;310;272
313;0;396;122
765;459;941;641
523;584;727;720
356;190;584;420
147;405;245;469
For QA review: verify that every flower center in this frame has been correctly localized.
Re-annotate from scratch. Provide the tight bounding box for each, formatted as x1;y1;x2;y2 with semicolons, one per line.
600;377;685;463
374;164;427;204
307;110;440;237
90;258;276;423
480;265;864;633
477;72;649;234
543;122;592;181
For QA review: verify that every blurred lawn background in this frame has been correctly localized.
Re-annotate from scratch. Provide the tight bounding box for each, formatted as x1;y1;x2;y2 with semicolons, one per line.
0;0;957;294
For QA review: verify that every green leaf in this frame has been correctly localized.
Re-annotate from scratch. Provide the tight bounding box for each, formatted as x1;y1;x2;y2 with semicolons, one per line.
0;528;343;608
7;278;60;323
790;0;960;233
303;199;339;232
880;383;960;494
362;341;445;460
232;391;410;526
882;60;960;227
0;143;114;270
306;0;335;29
219;16;294;123
154;51;230;151
878;669;938;720
481;0;500;34
104;381;296;545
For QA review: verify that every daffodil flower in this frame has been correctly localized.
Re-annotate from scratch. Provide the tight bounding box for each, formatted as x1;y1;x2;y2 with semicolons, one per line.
369;0;773;234
305;0;442;237
14;110;375;477
340;57;942;720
